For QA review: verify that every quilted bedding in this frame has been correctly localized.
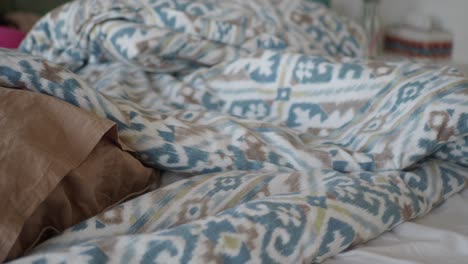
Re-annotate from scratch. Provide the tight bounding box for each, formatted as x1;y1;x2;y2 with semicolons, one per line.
2;0;468;263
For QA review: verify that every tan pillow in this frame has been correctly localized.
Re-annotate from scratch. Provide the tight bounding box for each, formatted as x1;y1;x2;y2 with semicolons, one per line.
0;88;159;261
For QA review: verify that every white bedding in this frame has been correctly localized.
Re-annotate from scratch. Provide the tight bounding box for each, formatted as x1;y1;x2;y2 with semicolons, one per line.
158;63;468;264
325;187;468;264
130;68;468;262
323;63;468;264
160;65;468;264
7;0;467;261
162;172;468;264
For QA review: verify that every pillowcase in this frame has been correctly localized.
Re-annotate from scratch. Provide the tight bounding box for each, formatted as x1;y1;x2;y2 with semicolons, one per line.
0;87;159;261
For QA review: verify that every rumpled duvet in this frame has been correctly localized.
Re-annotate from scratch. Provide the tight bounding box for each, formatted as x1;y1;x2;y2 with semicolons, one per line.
1;0;467;263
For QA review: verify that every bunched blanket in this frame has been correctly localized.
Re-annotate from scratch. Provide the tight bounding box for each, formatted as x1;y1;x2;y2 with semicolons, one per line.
2;0;467;262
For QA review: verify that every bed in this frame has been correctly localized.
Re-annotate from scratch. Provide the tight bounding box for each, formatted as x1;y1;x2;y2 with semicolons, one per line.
0;0;467;263
326;187;468;264
155;171;468;264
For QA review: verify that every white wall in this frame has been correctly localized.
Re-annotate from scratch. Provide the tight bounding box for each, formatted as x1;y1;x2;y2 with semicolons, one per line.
331;0;468;63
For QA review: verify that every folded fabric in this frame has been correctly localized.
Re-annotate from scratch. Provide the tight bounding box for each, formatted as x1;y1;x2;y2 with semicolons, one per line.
0;87;159;261
1;0;466;263
19;0;366;72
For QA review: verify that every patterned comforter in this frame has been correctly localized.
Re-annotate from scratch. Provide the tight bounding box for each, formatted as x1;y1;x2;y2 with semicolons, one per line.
2;0;468;263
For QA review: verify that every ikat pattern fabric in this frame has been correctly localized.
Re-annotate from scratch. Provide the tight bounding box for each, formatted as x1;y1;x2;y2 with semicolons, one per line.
1;0;467;263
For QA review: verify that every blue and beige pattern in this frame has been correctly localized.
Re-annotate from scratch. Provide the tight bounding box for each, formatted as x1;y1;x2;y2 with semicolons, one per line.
1;0;467;263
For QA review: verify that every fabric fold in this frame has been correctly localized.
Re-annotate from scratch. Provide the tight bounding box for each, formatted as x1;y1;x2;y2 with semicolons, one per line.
0;0;466;263
0;88;159;261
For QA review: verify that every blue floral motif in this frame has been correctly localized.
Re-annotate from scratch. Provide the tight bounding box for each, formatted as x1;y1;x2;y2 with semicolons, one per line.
229;100;271;119
393;81;426;110
293;56;333;83
286;103;328;128
2;0;467;263
318;217;355;258
249;53;281;83
213;176;243;193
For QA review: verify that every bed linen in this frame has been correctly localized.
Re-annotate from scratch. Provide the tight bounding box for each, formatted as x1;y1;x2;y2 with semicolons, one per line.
158;171;468;263
0;87;159;262
325;186;468;264
162;171;468;264
0;87;113;261
0;0;467;263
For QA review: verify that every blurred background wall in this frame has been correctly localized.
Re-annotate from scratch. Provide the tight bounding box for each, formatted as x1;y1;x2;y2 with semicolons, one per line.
0;0;69;14
332;0;468;63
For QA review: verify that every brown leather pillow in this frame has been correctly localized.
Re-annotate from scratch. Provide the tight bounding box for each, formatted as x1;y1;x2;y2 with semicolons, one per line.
0;88;159;261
